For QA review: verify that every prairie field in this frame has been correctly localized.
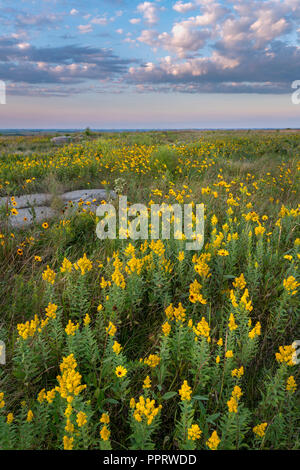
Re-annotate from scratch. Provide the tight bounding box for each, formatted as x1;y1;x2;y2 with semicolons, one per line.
0;130;299;450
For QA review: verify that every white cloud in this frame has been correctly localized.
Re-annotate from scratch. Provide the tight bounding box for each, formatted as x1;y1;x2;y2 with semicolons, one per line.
130;18;141;24
137;2;159;25
78;24;93;34
70;9;78;16
91;16;108;26
173;2;196;13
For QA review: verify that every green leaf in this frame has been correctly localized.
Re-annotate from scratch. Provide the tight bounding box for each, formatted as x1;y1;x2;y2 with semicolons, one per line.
162;391;177;400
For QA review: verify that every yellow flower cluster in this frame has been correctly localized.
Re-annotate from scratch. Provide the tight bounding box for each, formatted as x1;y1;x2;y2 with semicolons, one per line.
42;265;56;284
144;354;160;368
74;253;93;275
286;376;297;393
106;321;117;337
228;313;238;331
63;435;74;450
231;366;244;378
17;315;39;340
253;422;267;438
60;257;73;273
162;321;171;336
193;317;210;341
55;354;87;399
188;424;202;441
65;319;79;336
189;279;207;304
131;395;162;425
178;380;192;401
283;276;299;295
227;386;243;413
112;341;122;355
100;425;110;441
0;392;5;408
76;411;87;427
233;273;246;290
45;302;58;319
275;345;296;366
248;322;261;339
206;430;220;450
112;253;126;289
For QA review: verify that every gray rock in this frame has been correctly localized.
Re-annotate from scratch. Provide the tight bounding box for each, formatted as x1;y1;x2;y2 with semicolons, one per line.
2;188;116;229
51;136;72;144
0;193;52;209
61;189;116;203
7;206;56;228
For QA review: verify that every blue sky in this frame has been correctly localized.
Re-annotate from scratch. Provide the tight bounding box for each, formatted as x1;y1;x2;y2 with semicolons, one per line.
0;0;299;128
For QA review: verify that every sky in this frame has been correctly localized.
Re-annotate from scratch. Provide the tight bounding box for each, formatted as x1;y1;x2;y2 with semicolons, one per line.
0;0;299;129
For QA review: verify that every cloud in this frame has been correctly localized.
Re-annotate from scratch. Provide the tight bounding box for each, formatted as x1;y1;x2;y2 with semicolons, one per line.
70;9;79;16
173;2;196;13
0;37;137;94
78;24;93;34
130;18;141;24
128;40;300;94
137;2;160;25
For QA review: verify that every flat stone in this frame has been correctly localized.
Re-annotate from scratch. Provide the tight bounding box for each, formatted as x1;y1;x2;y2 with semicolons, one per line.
0;193;52;209
51;136;72;144
8;206;56;228
61;189;116;203
2;188;116;229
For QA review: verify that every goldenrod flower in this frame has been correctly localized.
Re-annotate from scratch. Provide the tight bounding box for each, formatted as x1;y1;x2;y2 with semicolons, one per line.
228;313;238;331
100;413;110;424
144;354;160;368
65;319;79;336
188;424;202;441
206;430;220;450
253;422;267;438
227;396;238;413
63;435;74;450
42;266;56;284
132;395;162;425
45;302;58;319
110;341;121;356
76;411;87;427
26;410;34;422
60;257;73;273
74;253;93;275
106;321;117;337
231;366;244;378
283;276;299;295
100;425;110;441
143;376;151;389
225;350;233;358
179;380;192;401
233;273;246;290
7;413;13;424
162;321;171;336
0;392;5;408
275;345;296;366
286;376;297;393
